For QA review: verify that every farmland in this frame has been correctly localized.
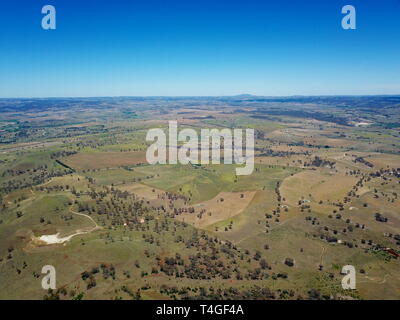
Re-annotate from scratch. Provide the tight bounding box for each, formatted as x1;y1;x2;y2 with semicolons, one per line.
0;96;399;300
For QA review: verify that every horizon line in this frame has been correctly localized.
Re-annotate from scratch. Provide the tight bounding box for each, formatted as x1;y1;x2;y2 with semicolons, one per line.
1;93;400;100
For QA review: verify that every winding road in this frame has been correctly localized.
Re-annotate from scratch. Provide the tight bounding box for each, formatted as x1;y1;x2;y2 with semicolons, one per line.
37;208;101;245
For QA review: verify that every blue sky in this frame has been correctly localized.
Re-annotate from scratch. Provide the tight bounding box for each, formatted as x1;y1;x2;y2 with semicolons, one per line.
0;0;399;97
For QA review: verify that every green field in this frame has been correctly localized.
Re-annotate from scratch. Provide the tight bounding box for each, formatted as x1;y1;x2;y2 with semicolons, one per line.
0;97;399;300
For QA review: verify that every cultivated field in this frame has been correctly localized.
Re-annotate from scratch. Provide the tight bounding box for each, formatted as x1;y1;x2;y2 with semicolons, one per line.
0;96;399;300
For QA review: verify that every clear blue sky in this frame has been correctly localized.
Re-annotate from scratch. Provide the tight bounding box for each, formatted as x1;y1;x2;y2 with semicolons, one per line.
0;0;399;97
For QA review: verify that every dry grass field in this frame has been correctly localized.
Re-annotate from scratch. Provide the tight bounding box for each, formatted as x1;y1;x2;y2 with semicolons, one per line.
63;151;147;170
176;191;257;228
